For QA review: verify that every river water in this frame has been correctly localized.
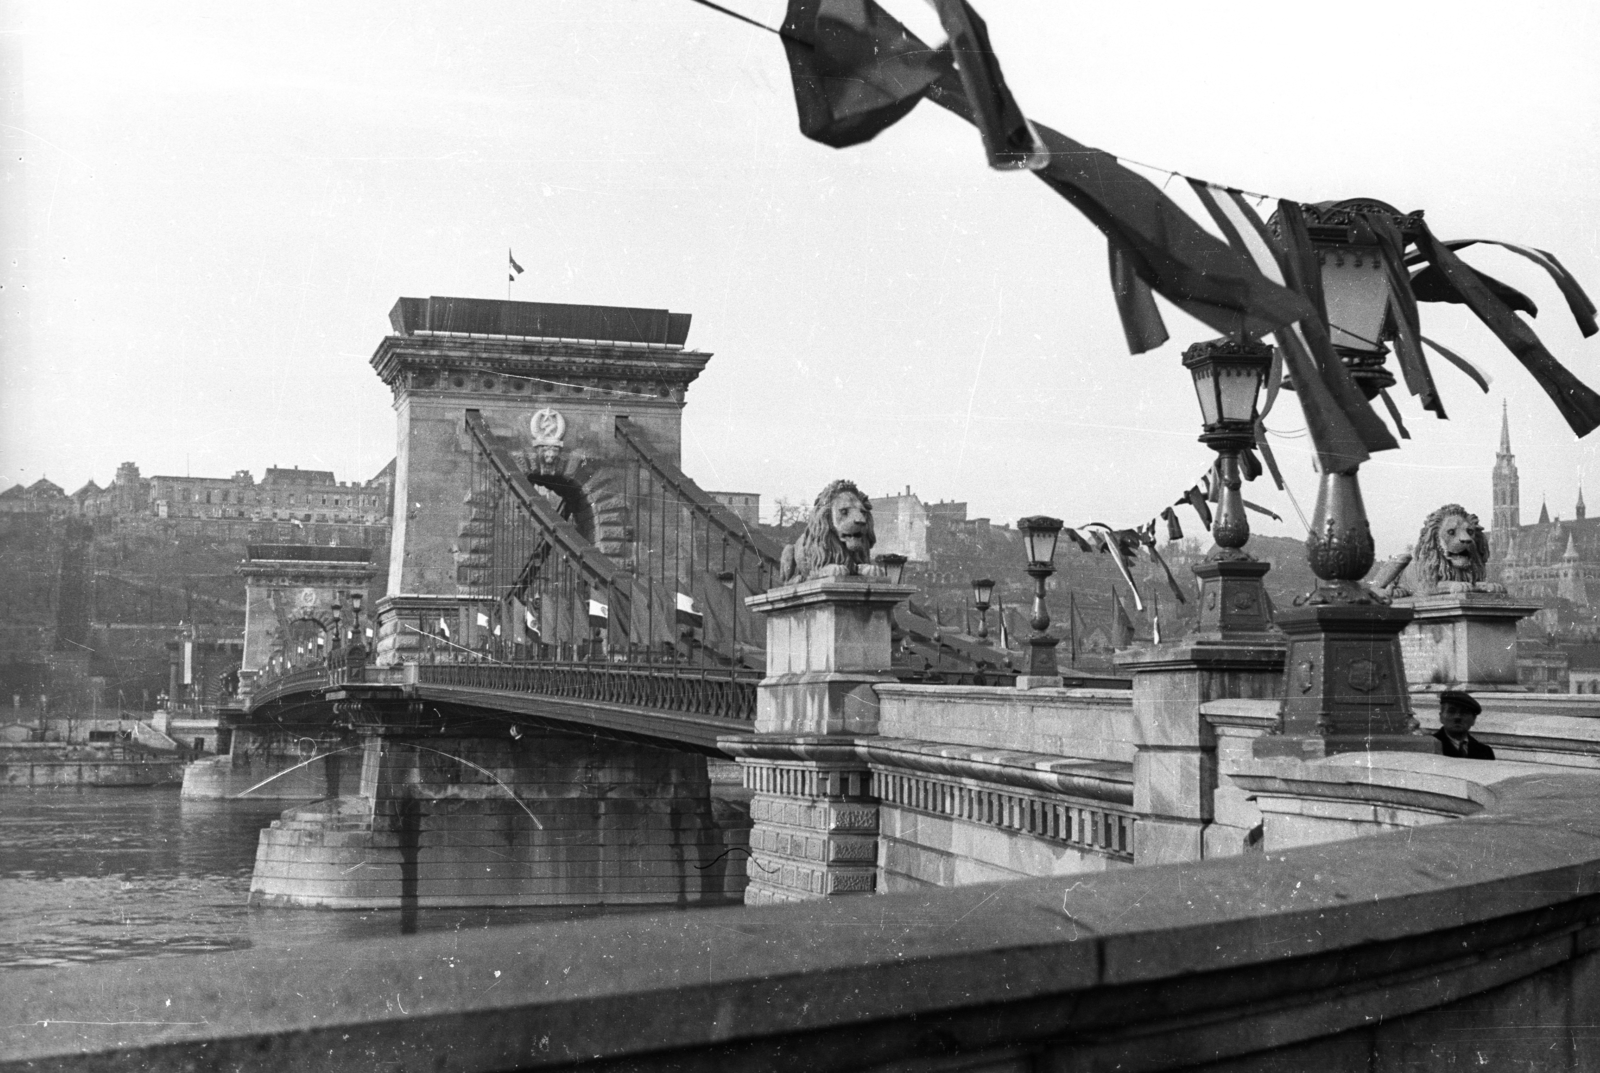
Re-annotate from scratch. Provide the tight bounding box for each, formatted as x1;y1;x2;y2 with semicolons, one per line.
0;787;626;971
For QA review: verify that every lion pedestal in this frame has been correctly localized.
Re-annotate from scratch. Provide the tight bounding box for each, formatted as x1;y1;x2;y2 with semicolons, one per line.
1395;593;1539;693
721;576;915;904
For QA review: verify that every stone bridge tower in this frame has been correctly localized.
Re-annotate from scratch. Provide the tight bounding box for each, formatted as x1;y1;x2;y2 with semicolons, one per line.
368;296;711;664
238;544;377;697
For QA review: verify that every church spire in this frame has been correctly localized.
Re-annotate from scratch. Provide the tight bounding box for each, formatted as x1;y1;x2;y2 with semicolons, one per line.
1492;401;1521;535
1580;484;1588;521
1539;498;1550;525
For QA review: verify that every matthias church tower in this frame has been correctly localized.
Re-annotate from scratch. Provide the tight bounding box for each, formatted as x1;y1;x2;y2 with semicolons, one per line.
1492;402;1520;554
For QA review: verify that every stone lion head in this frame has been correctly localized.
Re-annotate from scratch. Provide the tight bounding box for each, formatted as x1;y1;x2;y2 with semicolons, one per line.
1412;504;1489;592
778;479;879;584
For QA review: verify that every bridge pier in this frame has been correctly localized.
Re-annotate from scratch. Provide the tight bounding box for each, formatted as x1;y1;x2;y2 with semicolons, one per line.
249;724;746;909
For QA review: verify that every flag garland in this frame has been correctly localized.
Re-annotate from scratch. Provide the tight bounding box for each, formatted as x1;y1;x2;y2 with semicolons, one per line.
706;0;1600;447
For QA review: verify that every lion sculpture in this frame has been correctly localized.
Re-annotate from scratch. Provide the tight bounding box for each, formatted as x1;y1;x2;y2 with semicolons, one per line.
1408;504;1504;595
778;479;884;584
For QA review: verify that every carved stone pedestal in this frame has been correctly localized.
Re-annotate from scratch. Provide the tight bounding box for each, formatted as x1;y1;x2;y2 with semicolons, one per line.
1395;592;1539;692
718;738;879;904
724;576;914;903
744;577;916;736
1256;601;1436;759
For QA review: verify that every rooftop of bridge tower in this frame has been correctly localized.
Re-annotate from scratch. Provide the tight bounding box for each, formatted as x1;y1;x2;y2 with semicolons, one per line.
244;544;373;563
388;296;692;347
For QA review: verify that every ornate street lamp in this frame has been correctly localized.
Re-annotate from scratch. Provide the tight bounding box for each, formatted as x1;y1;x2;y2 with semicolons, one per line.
1261;197;1427;753
874;553;908;585
1016;516;1064;681
1182;338;1275;638
970;577;995;639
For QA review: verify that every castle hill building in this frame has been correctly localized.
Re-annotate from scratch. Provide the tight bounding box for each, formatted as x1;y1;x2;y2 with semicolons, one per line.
0;460;395;526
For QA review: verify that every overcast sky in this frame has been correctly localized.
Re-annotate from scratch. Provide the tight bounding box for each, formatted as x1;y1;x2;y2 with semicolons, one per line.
3;1;1598;554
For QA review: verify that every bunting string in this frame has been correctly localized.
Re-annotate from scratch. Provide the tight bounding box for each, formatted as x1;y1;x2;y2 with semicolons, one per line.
682;0;1600;442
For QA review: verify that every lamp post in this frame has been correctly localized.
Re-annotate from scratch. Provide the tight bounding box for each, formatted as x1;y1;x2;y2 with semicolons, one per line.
1182;338;1275;639
1260;197;1427;753
970;577;995;639
873;553;908;586
1016;516;1063;685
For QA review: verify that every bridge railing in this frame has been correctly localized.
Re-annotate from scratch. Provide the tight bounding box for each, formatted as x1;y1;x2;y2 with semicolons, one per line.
416;659;763;722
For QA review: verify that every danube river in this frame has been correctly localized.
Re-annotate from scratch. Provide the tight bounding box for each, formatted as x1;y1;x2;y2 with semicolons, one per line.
0;787;621;970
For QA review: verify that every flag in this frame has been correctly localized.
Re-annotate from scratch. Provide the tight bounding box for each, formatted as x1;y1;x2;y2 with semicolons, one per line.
438;617;450;639
779;0;949;149
1365;212;1441;417
1109;242;1169;354
1408;238;1596;338
1160;506;1183;542
1150;589;1161;645
1111;589;1135;649
587;599;609;629
1420;336;1492;393
476;611;490;629
1178;486;1213;531
1412;221;1600;438
929;0;1046;170
509;249;524;283
773;0;1312;346
1009;121;1315;344
365;627;373;639
510;596;530;645
997;594;1010;649
675;592;703;629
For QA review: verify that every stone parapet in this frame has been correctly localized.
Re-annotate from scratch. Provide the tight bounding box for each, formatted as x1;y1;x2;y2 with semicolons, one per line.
874;683;1134;762
1395;591;1539;692
1229;752;1548;852
19;770;1600;1072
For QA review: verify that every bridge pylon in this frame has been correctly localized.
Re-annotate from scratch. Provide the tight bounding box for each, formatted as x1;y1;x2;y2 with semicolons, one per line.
368;296;712;664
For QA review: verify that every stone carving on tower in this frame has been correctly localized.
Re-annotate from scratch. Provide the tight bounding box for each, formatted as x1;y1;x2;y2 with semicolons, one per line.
519;407;568;478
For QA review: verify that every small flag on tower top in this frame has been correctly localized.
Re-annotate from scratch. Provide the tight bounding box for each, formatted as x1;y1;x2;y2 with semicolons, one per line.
509;249;524;283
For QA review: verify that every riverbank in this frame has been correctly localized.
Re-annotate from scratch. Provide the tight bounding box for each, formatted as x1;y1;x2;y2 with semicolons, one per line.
0;743;184;788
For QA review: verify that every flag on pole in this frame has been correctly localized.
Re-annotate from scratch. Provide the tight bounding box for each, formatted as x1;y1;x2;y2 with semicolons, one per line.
509;249;524;283
587;599;609;629
476;611;490;629
1111;589;1135;649
675;592;703;630
438;617;450;639
510;596;530;645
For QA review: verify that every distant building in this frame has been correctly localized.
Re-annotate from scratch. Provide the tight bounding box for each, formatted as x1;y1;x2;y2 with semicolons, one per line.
11;460;395;526
0;478;66;514
872;488;930;562
708;491;760;528
1489;406;1600;608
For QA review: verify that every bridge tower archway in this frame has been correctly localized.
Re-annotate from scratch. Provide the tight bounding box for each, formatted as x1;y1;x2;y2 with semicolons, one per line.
370;296;713;665
238;544;378;688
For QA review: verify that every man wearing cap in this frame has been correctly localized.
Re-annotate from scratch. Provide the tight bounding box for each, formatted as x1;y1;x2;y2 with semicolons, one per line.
1434;690;1494;760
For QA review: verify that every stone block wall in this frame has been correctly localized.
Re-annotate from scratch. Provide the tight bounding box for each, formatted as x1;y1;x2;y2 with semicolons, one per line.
874;684;1135;762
